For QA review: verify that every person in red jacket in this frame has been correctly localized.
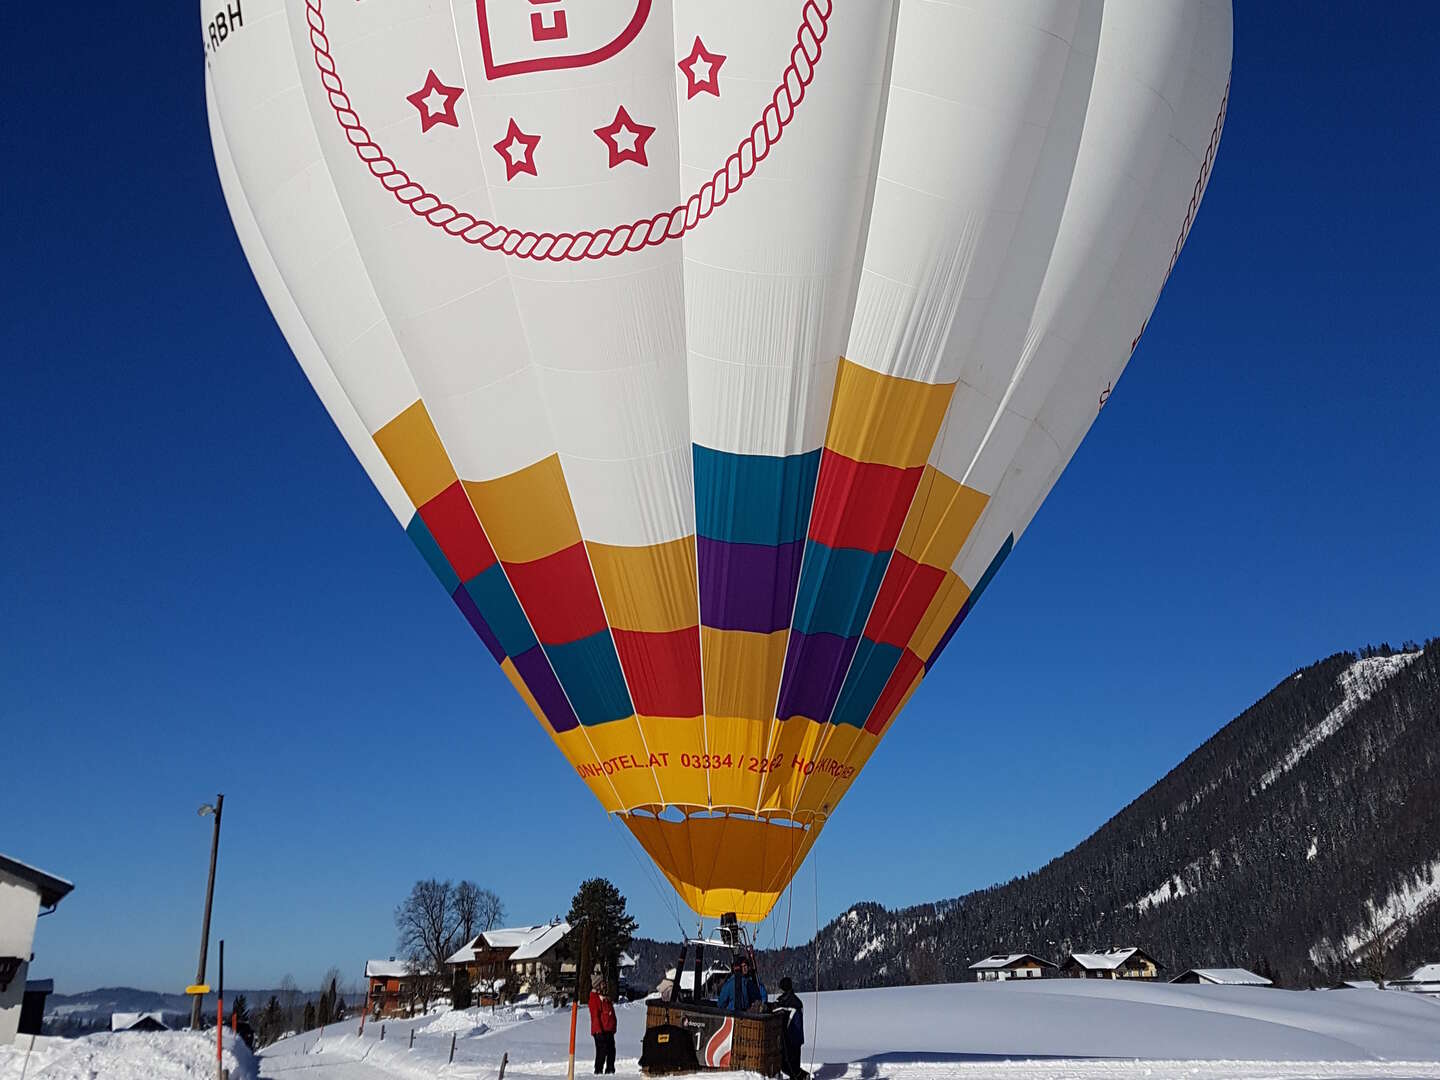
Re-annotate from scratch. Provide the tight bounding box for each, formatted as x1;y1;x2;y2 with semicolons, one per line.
589;980;617;1074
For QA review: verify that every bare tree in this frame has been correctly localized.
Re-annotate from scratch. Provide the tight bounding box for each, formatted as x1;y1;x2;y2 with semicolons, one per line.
406;950;443;1016
278;974;300;1035
476;887;504;933
454;881;483;943
529;963;560;1008
1362;936;1390;989
396;878;461;975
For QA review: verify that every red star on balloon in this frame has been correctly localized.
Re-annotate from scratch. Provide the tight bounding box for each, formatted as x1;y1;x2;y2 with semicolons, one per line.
678;37;725;100
406;70;465;134
593;105;656;169
492;118;541;181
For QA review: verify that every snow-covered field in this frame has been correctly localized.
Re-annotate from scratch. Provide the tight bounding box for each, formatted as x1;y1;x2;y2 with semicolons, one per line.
0;1028;256;1079
6;983;1438;1080
251;982;1440;1080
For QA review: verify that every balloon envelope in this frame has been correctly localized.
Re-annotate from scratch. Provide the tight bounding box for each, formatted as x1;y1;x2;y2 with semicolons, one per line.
205;0;1231;920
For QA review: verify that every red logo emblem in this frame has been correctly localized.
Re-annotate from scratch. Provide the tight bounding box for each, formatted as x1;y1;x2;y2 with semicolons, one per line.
476;0;652;81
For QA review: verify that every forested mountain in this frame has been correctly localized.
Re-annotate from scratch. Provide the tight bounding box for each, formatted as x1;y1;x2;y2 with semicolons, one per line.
630;640;1439;990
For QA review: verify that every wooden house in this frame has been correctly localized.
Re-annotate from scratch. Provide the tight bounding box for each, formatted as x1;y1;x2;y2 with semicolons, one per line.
447;922;575;999
1170;967;1271;986
969;953;1056;982
1060;947;1162;980
365;958;420;1017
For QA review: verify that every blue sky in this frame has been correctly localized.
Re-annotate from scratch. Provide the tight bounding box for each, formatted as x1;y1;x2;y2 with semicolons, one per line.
3;6;1437;994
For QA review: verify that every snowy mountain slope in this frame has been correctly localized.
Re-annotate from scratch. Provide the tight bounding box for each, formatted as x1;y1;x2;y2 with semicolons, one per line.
628;639;1439;990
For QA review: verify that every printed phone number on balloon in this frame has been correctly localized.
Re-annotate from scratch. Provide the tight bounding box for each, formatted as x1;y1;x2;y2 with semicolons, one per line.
574;751;856;780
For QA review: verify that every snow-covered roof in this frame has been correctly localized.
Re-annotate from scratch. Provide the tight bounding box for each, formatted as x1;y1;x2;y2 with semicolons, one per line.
447;937;482;964
0;852;75;908
1402;963;1440;984
969;953;1054;971
1174;968;1272;986
511;922;572;960
1064;947;1155;971
111;1011;167;1031
484;925;552;948
366;959;411;979
448;923;573;964
619;951;637;969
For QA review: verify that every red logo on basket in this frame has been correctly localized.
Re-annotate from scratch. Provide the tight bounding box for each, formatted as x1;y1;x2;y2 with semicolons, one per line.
477;0;652;80
704;1018;733;1068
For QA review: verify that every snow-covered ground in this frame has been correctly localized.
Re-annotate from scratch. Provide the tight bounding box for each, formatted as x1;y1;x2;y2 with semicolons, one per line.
0;1028;257;1079
248;982;1440;1080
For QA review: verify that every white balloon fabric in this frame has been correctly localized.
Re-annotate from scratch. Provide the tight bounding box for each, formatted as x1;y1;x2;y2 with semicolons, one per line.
205;0;1231;919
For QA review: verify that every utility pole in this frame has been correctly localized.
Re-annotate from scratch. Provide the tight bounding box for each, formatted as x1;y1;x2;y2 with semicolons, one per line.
191;794;224;1030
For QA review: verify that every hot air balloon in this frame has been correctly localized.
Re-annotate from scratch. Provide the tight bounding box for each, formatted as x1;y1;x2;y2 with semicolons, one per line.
204;0;1232;923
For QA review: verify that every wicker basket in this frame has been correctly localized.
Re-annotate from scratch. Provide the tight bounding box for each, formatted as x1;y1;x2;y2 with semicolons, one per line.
644;1000;784;1076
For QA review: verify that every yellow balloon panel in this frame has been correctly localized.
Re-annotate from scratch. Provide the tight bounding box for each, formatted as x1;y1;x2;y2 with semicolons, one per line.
624;813;820;923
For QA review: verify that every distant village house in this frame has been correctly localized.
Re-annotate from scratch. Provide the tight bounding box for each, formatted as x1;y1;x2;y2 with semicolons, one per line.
969;953;1056;982
111;1011;169;1032
1170;967;1272;987
1060;947;1161;980
1392;963;1440;996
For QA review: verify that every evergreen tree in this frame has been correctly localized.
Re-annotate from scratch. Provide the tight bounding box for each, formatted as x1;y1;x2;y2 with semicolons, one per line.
452;967;473;1010
567;878;638;1000
260;996;284;1046
230;994;250;1028
303;1000;317;1031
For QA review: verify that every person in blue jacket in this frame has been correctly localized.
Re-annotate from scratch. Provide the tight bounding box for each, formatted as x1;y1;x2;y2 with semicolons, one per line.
774;977;807;1080
717;955;766;1012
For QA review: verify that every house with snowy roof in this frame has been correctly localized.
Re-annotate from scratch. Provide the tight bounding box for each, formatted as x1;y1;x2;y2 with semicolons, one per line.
1393;963;1440;996
1170;967;1272;987
365;958;427;1017
968;953;1056;982
1060;947;1161;980
447;922;575;998
112;1011;169;1032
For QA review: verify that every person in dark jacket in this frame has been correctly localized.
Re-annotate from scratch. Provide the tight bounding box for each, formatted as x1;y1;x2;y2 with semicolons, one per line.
774;977;806;1080
589;982;617;1074
717;956;766;1012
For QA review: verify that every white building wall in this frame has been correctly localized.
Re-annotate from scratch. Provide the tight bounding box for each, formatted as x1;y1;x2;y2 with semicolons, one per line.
0;867;44;1046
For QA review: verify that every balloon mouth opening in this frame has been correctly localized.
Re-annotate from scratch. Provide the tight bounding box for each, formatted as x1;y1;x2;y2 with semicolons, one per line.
617;807;824;922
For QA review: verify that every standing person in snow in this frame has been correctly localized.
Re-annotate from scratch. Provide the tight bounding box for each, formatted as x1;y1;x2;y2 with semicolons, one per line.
589;979;618;1074
717;955;766;1012
774;977;807;1080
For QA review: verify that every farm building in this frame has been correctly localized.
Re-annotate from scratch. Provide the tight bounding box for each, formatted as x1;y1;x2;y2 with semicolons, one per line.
447;922;575;998
365;959;428;1017
969;954;1056;982
1170;968;1272;986
1060;947;1162;980
1393;963;1440;995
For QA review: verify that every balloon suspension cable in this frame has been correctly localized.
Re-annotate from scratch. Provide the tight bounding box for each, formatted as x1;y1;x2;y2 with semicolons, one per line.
610;815;689;940
809;837;820;1078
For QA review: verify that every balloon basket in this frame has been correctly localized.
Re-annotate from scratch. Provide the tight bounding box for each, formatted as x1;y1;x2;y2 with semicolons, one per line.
642;1000;784;1077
